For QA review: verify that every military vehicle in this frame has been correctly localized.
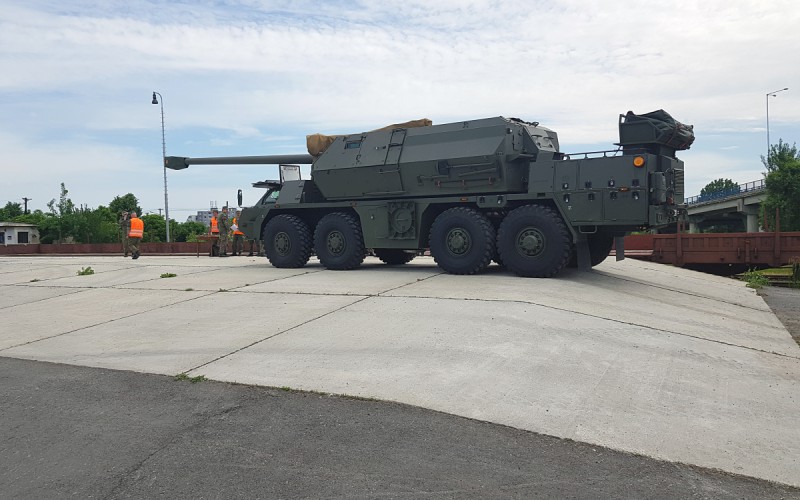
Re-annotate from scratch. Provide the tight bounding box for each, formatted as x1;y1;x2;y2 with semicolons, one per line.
166;110;692;277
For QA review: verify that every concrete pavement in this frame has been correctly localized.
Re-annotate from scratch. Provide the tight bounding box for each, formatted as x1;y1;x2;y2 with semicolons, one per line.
1;254;798;487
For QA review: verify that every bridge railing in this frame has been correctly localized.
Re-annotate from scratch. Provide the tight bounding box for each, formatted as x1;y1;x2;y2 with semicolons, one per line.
685;179;765;205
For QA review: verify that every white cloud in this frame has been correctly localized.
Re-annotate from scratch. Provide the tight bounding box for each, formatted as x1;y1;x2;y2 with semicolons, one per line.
1;0;798;215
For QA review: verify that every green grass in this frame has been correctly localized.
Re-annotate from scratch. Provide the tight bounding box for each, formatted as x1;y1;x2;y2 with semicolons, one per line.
160;272;177;278
741;269;770;289
759;267;793;276
77;266;94;276
174;373;207;383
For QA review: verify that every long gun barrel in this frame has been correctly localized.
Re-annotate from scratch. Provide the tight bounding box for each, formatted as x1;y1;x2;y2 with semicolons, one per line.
165;154;314;170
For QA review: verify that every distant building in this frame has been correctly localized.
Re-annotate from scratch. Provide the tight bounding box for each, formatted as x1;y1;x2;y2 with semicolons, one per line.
186;203;219;227
0;222;39;245
192;210;214;227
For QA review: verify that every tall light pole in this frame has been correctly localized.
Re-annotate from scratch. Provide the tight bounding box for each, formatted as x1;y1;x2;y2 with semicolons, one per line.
766;87;789;160
151;91;170;243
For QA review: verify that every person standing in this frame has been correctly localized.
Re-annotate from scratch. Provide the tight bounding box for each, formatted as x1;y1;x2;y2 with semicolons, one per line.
217;206;231;256
247;238;264;257
209;209;219;256
118;211;130;257
128;211;144;259
231;210;245;256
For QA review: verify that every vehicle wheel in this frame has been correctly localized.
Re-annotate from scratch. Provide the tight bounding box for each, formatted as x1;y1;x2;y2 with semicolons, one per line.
490;217;505;268
314;212;366;270
262;214;312;268
374;249;415;265
567;233;616;268
588;234;615;266
429;207;494;275
497;204;571;278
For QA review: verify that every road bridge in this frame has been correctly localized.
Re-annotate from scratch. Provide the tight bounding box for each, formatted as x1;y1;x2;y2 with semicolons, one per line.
685;179;766;233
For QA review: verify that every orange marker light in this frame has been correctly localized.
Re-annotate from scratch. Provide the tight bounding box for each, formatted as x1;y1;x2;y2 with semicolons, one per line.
633;156;645;168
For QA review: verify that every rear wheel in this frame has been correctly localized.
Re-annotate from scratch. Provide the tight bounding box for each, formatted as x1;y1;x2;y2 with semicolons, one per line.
262;214;312;268
497;205;571;278
588;234;615;266
429;207;494;275
314;212;366;270
567;233;616;268
374;249;416;265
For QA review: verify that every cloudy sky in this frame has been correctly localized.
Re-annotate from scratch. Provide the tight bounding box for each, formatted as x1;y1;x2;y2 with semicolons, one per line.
1;0;798;221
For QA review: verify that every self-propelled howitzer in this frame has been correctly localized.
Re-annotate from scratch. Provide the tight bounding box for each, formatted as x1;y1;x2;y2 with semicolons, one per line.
166;110;691;277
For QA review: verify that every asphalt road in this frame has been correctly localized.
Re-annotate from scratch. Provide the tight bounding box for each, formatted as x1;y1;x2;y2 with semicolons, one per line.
2;357;798;499
761;285;800;345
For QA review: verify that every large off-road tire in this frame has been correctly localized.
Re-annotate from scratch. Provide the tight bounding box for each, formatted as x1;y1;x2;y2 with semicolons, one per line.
314;212;366;270
262;214;312;268
374;249;416;265
567;233;616;268
429;207;495;275
497;204;571;278
588;234;615;266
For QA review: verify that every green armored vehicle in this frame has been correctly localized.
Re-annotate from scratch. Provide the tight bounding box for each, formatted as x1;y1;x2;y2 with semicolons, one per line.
166;110;692;277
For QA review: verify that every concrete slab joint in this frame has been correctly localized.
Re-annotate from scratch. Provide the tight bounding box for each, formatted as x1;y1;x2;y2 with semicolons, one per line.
1;255;799;488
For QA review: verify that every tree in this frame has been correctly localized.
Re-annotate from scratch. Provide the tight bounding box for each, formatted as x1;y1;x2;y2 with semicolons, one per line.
108;194;142;218
140;214;166;242
0;202;23;221
762;139;799;173
700;178;738;197
762;139;800;231
173;221;207;242
46;183;77;243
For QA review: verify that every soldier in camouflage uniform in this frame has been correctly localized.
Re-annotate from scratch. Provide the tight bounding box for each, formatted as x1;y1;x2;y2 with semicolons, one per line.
217;206;231;256
118;211;130;257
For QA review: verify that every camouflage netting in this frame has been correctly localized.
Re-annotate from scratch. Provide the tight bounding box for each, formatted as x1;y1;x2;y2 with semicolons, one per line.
619;110;695;150
306;119;432;157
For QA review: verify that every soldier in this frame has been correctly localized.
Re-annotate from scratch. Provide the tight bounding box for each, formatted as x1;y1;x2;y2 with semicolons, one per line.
247;238;265;257
231;210;245;256
128;211;144;259
118;211;130;257
217;206;231;256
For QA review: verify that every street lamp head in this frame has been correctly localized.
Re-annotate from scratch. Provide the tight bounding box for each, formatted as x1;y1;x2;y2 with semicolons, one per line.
151;92;158;105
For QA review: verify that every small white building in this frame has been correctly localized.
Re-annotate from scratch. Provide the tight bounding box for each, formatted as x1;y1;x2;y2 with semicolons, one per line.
0;222;39;245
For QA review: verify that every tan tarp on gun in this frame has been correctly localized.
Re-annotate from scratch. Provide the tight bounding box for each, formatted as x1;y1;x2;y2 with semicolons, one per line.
306;118;432;157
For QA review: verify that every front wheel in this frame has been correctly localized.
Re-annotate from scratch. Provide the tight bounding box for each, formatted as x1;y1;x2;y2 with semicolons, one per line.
497;205;571;278
262;214;312;268
314;212;366;270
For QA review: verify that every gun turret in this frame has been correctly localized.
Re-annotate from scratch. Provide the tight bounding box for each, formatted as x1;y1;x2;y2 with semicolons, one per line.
165;154;314;170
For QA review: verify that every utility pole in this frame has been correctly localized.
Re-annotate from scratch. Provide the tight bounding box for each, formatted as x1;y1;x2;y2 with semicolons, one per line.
766;87;789;159
22;197;31;214
152;91;170;242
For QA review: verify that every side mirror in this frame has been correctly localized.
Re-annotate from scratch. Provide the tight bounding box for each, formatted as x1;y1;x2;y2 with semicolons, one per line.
237;189;243;207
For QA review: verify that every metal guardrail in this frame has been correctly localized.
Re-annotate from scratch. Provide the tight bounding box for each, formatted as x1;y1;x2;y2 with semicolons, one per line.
685;179;765;205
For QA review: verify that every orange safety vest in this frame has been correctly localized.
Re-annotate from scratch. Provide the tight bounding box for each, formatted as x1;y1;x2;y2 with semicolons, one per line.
128;218;144;238
232;217;244;236
210;216;219;234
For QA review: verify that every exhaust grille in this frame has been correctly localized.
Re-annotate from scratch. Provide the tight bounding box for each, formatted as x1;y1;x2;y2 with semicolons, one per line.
673;167;685;202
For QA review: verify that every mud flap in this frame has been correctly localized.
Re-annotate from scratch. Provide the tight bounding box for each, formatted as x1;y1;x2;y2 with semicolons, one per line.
615;236;625;261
